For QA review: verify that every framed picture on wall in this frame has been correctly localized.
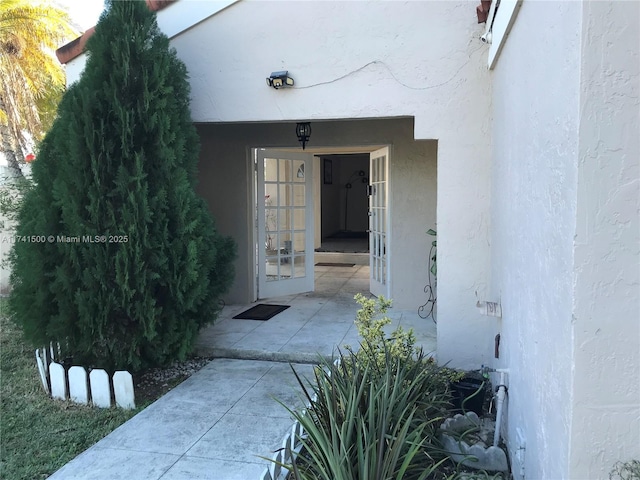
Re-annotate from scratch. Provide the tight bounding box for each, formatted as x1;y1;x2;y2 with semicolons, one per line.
324;159;332;184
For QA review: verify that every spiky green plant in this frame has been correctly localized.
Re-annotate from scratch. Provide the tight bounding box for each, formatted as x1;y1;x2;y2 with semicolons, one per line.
277;346;453;480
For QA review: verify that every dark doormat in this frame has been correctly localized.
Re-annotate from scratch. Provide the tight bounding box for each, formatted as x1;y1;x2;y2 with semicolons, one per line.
233;304;290;321
315;262;356;267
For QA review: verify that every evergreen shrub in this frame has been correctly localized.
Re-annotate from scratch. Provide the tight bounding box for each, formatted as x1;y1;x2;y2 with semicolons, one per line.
9;0;235;371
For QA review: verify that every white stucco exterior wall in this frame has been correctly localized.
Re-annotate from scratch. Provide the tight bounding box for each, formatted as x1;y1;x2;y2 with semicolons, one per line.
570;2;640;477
490;1;639;478
489;2;581;478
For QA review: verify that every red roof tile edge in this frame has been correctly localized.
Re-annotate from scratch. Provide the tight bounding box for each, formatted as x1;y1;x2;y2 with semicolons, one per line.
56;0;177;64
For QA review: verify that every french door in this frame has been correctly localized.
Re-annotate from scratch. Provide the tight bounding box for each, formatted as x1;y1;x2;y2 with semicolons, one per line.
369;147;390;298
256;149;314;298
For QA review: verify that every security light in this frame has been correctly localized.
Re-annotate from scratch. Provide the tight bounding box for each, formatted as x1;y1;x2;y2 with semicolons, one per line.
266;71;294;89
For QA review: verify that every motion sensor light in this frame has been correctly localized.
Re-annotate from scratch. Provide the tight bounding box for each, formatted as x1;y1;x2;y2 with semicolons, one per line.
266;71;294;89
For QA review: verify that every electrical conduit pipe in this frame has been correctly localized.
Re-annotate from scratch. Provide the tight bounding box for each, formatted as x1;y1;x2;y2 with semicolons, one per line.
482;366;509;447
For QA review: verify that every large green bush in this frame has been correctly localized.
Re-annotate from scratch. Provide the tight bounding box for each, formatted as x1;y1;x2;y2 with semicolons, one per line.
8;0;235;371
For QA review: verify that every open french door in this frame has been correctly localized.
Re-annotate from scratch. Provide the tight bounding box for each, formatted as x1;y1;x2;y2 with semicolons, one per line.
257;149;314;298
369;147;390;298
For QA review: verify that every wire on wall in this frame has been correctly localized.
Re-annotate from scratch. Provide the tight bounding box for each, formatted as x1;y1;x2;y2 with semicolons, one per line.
294;46;484;92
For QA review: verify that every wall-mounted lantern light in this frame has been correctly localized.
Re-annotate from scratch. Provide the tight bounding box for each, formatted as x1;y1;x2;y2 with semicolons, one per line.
296;122;311;150
266;71;294;89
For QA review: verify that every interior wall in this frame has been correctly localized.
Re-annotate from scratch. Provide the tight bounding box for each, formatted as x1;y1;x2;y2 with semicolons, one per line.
320;154;369;237
338;155;369;233
488;2;581;479
195;118;437;310
320;158;341;237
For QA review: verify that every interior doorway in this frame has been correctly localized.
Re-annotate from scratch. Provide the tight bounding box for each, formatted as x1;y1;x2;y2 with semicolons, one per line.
316;153;370;258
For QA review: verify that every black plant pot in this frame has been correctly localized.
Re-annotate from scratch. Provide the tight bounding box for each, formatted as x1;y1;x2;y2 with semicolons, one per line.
450;376;486;416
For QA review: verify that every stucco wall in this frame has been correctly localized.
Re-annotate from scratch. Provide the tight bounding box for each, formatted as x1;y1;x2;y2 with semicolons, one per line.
489;2;581;478
195;118;437;311
570;2;640;477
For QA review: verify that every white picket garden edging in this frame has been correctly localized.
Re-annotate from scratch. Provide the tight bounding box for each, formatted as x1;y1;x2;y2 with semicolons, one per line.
35;344;135;409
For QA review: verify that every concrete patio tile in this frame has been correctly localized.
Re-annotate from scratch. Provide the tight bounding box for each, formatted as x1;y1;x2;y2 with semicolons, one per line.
97;400;225;455
258;311;310;327
322;269;357;278
323;266;358;273
158;360;272;409
195;330;247;349
278;295;327;310
228;363;315;417
341;280;370;294
279;323;347;357
48;447;179;480
198;358;274;378
162;456;266;480
316;300;359;319
234;328;298;351
187;414;293;464
208;317;264;334
268;293;299;302
304;312;354;328
315;275;348;284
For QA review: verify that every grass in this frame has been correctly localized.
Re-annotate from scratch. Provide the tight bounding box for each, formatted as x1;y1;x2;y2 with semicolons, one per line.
0;299;139;480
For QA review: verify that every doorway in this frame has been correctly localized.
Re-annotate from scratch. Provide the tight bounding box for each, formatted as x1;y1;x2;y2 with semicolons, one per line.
317;153;370;258
254;146;391;300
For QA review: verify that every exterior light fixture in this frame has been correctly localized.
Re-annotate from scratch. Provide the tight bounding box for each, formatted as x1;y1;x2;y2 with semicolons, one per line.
296;122;311;150
266;71;294;89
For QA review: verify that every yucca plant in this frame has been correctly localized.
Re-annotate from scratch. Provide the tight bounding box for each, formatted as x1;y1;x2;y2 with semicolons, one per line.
279;345;453;480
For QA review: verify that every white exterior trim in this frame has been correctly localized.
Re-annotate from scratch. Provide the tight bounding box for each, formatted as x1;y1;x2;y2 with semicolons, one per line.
156;0;238;39
487;0;523;69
